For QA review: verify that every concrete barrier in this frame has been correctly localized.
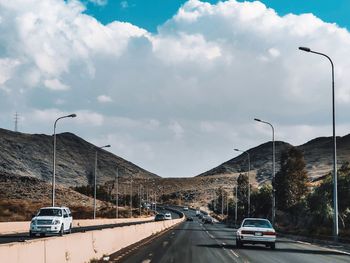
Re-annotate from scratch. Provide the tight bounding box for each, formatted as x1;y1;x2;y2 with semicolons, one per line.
0;217;154;235
0;217;184;263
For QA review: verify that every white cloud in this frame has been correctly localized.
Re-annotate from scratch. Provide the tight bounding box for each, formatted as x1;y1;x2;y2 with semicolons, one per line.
44;79;70;91
97;95;112;103
1;0;350;177
120;1;128;9
88;0;108;6
168;121;185;139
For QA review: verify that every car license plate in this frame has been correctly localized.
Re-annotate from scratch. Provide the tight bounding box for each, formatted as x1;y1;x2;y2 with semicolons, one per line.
254;232;262;236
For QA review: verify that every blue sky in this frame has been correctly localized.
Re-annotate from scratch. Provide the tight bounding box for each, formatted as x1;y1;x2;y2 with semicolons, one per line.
85;0;350;32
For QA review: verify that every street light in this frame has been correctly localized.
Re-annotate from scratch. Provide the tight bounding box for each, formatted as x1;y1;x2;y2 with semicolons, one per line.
52;113;77;207
93;144;111;219
298;46;338;239
254;118;275;225
234;148;251;217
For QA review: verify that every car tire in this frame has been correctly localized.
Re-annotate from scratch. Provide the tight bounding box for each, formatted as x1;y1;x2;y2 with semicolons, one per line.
59;225;64;236
29;231;35;238
68;224;72;234
270;243;276;250
236;239;242;248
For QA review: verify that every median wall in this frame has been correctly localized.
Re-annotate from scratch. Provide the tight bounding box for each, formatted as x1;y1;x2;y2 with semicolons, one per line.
0;217;154;235
0;217;184;263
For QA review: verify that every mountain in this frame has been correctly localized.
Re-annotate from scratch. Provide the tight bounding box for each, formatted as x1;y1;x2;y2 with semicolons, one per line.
0;128;159;187
197;134;350;183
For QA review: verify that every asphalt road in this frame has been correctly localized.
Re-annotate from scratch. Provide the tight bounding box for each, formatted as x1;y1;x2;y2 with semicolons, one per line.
0;207;179;245
114;209;350;263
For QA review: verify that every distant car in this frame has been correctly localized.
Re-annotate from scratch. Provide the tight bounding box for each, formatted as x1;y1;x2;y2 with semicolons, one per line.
236;218;276;249
186;216;194;221
30;207;72;237
155;213;165;221
183;206;189;211
164;213;172;220
203;216;214;224
198;214;203;219
195;210;200;216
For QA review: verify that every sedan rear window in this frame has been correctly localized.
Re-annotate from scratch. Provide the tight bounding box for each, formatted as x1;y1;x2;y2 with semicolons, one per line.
38;209;62;217
243;219;272;228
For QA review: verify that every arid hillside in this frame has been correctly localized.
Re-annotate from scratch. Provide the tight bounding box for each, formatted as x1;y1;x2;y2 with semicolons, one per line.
197;134;350;183
0;128;158;187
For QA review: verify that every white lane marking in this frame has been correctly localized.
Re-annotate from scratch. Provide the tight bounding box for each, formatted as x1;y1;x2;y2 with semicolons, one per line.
296;241;311;245
296;240;350;256
230;249;240;258
142;259;151;263
163;241;169;247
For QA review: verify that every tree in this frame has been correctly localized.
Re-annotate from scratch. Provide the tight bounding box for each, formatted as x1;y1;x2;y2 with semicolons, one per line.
275;147;309;211
237;173;249;218
251;184;272;219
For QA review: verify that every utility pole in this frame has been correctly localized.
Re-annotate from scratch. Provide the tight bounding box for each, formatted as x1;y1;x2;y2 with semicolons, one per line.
235;184;238;227
115;168;119;218
14;112;19;132
221;189;224;217
139;184;142;216
130;177;133;218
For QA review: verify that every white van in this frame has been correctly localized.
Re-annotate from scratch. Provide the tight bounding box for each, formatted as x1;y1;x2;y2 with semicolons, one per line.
30;207;73;237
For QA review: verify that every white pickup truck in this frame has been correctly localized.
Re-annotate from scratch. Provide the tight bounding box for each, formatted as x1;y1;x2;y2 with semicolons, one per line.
29;207;73;237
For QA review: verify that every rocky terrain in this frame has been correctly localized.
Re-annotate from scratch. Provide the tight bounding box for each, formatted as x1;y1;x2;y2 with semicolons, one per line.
0;128;158;187
2;127;350;221
198;134;350;183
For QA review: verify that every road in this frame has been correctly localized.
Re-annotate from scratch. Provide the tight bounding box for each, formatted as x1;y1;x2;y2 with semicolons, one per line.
111;209;350;263
0;207;179;245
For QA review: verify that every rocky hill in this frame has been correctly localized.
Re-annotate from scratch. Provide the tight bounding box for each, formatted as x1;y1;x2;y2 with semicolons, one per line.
198;134;350;183
0;128;158;187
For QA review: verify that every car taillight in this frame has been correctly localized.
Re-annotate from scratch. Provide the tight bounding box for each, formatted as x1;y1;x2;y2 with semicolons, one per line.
241;230;254;235
264;231;276;236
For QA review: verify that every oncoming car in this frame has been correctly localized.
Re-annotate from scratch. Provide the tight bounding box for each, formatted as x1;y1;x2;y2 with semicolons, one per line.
236;218;276;249
164;213;172;220
30;207;73;237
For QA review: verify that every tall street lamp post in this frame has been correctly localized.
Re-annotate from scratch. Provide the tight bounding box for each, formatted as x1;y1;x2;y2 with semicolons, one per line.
52;113;77;207
115;168;119;219
299;46;338;239
234;148;251;217
93;144;111;219
254;118;275;225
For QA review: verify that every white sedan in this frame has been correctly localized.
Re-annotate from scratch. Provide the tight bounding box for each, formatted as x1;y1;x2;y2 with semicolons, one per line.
236;218;276;249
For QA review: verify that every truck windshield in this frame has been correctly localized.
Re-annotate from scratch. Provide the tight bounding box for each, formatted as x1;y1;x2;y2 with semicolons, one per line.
38;209;62;217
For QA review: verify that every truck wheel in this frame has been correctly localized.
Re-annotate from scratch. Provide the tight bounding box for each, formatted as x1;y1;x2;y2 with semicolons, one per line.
29;231;35;238
270;243;276;250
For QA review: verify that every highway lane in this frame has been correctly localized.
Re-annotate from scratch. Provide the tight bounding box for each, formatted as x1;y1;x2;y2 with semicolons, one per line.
0;206;178;245
113;209;350;263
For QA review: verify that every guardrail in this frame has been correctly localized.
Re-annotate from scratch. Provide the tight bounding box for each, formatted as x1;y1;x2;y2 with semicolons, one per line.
0;217;154;235
0;216;185;263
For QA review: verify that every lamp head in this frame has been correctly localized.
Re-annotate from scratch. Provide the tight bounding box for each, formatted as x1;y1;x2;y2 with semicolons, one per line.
299;46;311;52
67;114;77;118
254;118;261;122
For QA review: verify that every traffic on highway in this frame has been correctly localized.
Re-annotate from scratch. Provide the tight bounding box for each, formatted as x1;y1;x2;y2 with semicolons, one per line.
106;208;350;263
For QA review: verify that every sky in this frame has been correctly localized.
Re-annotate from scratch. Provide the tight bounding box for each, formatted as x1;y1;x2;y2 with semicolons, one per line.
1;0;350;178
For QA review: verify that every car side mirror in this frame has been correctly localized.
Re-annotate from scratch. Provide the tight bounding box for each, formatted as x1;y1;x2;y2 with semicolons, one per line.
31;214;35;218
64;214;68;218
